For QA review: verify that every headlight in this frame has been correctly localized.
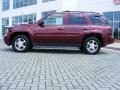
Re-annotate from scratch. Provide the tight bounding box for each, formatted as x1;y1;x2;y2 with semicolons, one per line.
5;26;13;35
5;26;12;34
5;28;9;34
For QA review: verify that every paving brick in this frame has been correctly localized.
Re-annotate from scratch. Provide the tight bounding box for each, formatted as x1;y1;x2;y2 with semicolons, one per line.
17;81;25;87
97;88;111;90
0;86;9;90
31;86;38;90
16;86;31;90
39;83;46;89
26;79;33;84
9;83;18;89
66;83;74;89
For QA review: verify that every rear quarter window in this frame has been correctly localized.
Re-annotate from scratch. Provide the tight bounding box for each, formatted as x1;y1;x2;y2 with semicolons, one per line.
89;14;109;25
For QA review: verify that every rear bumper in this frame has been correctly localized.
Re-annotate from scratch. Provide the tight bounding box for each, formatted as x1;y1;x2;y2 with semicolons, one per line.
103;34;114;46
4;34;11;46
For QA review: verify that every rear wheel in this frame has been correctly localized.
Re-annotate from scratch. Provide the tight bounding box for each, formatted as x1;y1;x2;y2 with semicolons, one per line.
82;37;101;54
12;35;31;52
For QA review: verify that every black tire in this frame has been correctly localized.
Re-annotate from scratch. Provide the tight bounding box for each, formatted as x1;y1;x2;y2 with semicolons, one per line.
82;37;101;54
79;45;84;53
12;35;31;52
29;45;33;51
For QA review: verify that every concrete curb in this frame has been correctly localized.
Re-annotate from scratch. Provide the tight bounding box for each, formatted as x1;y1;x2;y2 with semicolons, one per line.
105;46;120;51
105;43;120;51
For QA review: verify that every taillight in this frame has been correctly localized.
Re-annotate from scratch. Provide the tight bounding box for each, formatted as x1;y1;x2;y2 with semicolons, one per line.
104;26;112;35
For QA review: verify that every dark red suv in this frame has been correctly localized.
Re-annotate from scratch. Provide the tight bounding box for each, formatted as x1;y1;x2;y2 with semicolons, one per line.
4;11;114;54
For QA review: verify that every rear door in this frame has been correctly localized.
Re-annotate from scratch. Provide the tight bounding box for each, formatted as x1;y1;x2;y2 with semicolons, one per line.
65;12;89;44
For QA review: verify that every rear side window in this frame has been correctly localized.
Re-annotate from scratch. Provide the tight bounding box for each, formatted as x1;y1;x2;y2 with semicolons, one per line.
68;13;87;25
89;15;109;25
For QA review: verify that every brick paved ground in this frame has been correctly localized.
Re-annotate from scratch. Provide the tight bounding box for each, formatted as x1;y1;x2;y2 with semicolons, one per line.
0;40;120;90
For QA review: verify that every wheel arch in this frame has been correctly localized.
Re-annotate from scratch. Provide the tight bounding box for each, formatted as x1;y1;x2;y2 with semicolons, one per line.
81;33;104;47
10;32;32;45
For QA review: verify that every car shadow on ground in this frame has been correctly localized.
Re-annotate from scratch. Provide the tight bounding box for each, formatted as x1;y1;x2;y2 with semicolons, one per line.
30;48;108;55
0;47;108;55
31;48;82;54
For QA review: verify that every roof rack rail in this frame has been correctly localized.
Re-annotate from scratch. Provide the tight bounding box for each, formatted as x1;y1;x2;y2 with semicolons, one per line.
63;10;70;12
62;11;100;14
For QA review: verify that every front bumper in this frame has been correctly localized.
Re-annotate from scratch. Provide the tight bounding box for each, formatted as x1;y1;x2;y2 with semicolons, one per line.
4;33;11;46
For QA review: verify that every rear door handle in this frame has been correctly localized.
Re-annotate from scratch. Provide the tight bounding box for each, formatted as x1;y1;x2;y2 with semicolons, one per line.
83;29;88;30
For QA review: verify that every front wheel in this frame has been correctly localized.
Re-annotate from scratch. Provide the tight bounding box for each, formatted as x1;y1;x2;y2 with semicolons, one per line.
12;35;31;52
82;37;101;54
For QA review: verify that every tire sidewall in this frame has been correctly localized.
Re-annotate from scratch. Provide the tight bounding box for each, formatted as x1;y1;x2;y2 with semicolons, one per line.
12;35;30;52
83;37;101;54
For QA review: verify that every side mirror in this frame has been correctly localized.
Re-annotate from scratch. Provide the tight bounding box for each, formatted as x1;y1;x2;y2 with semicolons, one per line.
38;21;44;28
28;21;33;24
28;19;33;24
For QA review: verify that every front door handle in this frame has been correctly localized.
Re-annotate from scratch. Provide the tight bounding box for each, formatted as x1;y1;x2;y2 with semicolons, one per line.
58;28;63;30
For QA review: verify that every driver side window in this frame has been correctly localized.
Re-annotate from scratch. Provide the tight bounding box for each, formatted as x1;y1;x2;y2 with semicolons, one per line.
44;13;64;25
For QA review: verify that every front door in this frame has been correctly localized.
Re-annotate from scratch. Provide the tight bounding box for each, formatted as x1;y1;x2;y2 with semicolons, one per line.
35;13;66;44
